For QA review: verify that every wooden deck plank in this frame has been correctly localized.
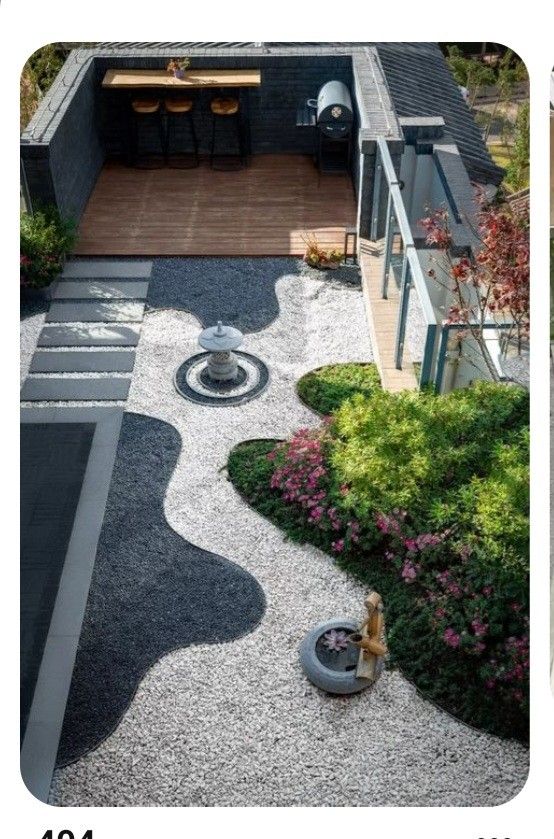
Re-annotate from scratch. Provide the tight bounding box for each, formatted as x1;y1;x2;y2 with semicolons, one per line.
75;155;356;257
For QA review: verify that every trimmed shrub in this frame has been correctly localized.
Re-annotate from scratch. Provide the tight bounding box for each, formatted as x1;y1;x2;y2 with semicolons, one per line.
297;362;381;415
20;207;77;289
228;368;529;741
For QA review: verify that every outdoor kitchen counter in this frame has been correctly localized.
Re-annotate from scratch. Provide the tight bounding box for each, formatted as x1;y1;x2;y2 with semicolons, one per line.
102;69;261;88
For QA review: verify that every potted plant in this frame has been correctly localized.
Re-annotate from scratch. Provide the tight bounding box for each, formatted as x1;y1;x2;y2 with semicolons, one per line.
20;206;77;300
167;57;190;79
303;233;345;270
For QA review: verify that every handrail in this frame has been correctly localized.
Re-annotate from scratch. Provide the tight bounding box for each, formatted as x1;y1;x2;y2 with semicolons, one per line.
377;137;435;327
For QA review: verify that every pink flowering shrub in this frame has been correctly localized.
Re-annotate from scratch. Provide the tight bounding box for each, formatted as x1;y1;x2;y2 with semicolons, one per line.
230;375;528;740
376;509;529;717
268;425;361;553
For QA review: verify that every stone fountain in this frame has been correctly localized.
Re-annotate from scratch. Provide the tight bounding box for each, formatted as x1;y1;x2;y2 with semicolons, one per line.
174;320;270;407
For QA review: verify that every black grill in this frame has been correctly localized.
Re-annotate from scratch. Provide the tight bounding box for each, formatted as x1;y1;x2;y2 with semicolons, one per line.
297;80;354;174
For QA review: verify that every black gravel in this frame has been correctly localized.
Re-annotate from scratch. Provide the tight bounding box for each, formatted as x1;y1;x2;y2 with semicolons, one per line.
56;412;266;766
174;351;270;406
147;257;299;332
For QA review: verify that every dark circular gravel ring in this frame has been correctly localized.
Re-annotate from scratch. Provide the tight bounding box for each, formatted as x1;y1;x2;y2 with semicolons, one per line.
174;351;270;406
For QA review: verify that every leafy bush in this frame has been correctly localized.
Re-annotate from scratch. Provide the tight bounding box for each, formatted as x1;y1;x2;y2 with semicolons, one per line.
297;363;381;415
228;369;529;741
20;207;77;289
21;44;69;130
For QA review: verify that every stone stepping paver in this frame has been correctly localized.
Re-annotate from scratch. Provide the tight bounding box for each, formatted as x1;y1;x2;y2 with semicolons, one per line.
63;260;152;279
30;351;136;374
52;281;149;301
21;377;131;403
46;301;145;324
38;325;141;347
23;259;152;410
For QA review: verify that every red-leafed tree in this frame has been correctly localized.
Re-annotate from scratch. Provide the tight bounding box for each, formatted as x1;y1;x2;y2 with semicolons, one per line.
419;194;529;382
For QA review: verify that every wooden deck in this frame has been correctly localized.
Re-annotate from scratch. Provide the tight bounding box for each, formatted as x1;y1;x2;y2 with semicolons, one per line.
75;155;357;256
359;239;418;393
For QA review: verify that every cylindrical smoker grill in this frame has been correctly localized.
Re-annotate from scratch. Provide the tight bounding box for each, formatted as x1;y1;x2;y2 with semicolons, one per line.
313;80;353;138
304;80;354;174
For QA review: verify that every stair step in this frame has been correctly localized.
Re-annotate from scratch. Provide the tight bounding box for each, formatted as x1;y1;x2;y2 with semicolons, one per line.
52;280;148;300
46;301;144;323
38;325;141;347
63;260;152;278
21;377;131;402
30;351;136;374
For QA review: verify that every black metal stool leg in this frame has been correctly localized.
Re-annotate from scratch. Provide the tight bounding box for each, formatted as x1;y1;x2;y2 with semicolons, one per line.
188;112;199;165
210;114;216;168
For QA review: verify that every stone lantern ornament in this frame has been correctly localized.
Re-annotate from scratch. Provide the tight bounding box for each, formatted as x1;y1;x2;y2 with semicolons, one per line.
198;321;244;381
174;320;269;406
300;592;387;694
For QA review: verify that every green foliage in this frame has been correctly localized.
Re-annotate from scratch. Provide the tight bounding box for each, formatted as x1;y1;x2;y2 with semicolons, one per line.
445;45;495;102
26;43;68;95
296;363;381;415
505;102;530;191
228;372;529;741
330;381;527;527
20;206;77;289
21;44;69;130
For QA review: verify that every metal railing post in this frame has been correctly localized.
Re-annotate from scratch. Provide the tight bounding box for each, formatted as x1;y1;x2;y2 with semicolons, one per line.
394;249;412;369
419;323;438;388
370;154;382;241
381;192;394;299
434;325;451;393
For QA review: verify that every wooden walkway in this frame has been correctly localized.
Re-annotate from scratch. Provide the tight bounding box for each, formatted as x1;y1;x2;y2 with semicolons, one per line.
75;155;356;257
359;239;418;393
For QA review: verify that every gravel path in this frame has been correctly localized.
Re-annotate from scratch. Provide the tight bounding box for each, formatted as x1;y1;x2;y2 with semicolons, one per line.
50;262;528;807
56;412;265;766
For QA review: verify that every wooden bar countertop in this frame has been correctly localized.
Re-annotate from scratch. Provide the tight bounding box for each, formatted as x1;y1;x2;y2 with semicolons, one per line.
102;68;261;89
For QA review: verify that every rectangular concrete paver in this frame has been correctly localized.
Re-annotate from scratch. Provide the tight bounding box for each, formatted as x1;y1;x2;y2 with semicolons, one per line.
46;301;145;323
30;351;136;373
21;377;131;402
63;260;152;278
52;281;149;300
38;325;141;347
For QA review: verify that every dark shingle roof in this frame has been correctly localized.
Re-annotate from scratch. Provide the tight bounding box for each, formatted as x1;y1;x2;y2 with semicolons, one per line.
375;42;504;186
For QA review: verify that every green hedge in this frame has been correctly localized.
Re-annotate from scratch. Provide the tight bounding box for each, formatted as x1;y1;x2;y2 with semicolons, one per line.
297;362;381;415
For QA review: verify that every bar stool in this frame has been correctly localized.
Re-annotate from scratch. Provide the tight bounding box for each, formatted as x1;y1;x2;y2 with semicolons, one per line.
209;96;246;170
164;98;199;168
130;98;165;168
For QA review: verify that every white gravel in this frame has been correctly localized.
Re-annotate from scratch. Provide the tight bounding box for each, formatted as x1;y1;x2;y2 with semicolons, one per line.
50;269;528;807
20;301;47;384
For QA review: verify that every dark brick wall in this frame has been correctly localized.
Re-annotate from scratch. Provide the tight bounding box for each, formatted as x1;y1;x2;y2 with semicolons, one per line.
94;54;353;156
21;61;104;222
49;61;104;220
20;144;56;209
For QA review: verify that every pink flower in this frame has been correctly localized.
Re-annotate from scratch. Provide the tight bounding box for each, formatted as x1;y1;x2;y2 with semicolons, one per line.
443;627;461;648
471;618;488;638
435;607;446;619
331;538;345;553
401;560;419;582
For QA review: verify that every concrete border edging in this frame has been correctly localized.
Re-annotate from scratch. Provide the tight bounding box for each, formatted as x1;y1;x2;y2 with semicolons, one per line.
20;406;124;804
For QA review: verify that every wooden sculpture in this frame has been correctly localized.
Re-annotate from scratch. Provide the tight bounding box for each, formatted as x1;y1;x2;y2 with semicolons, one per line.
348;591;387;681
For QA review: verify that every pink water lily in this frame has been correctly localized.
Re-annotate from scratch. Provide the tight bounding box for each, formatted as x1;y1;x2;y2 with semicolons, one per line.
322;629;349;652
